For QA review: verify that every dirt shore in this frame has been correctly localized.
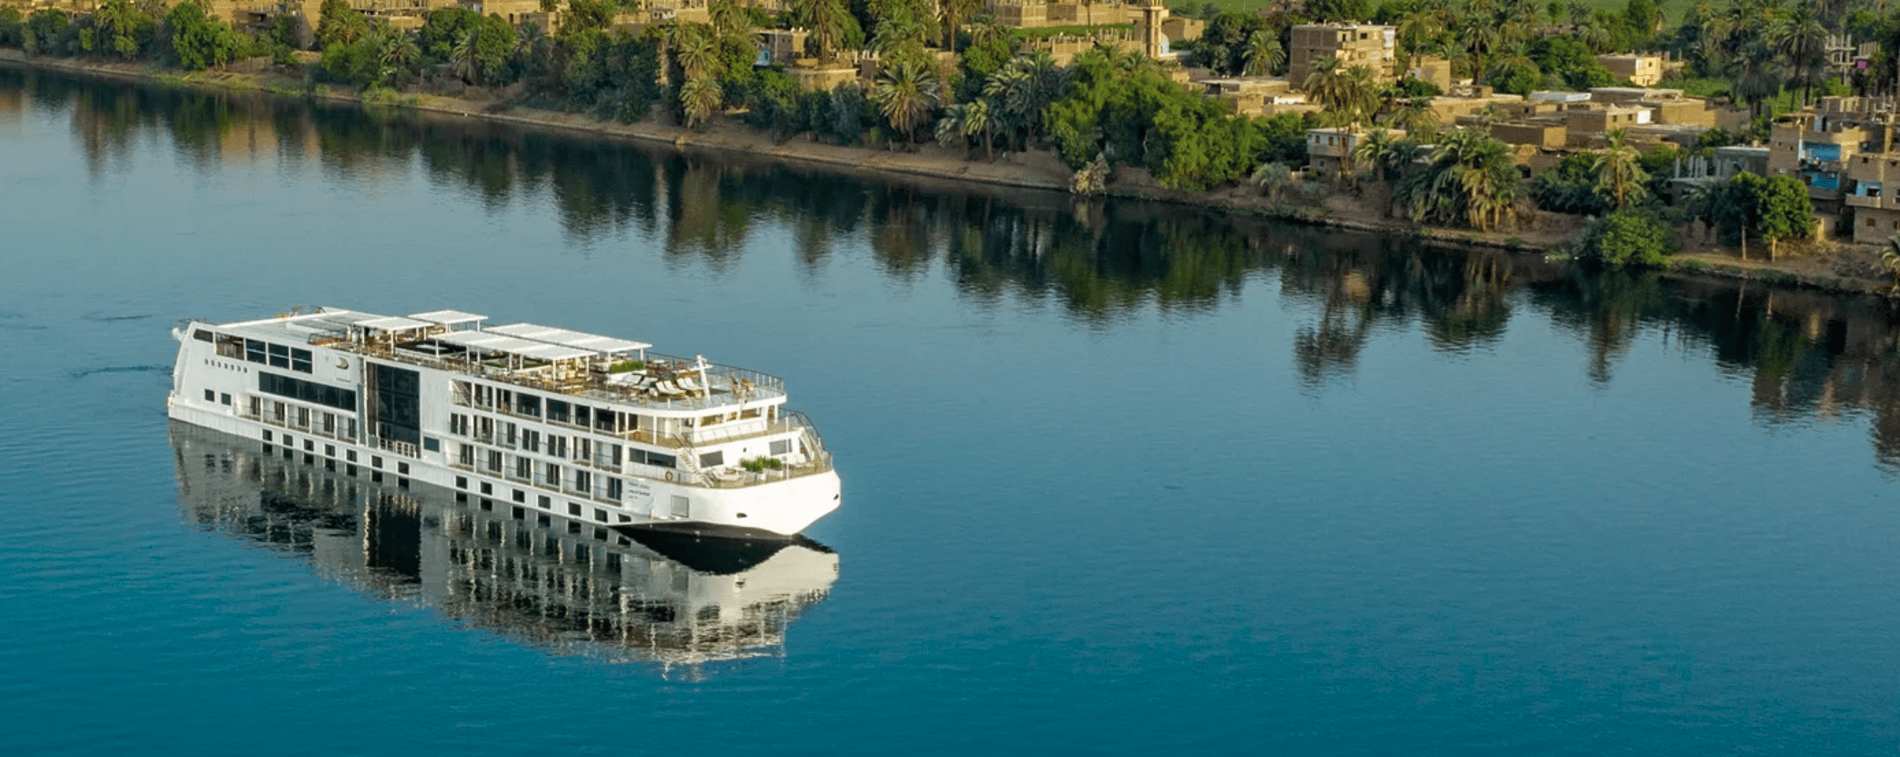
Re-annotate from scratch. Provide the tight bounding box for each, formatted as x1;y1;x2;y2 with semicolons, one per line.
5;49;1894;297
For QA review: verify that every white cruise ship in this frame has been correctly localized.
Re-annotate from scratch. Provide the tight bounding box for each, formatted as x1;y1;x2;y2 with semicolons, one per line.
168;307;841;538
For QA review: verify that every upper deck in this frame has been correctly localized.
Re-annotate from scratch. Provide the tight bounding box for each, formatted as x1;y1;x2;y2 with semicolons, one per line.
208;308;787;414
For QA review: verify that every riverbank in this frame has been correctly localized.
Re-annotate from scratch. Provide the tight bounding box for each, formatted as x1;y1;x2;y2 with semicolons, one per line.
4;49;1894;298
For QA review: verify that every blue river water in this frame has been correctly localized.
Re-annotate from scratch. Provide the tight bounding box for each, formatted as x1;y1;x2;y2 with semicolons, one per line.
2;68;1898;755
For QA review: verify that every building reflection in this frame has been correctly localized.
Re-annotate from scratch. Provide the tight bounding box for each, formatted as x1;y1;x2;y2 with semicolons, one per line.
168;421;839;673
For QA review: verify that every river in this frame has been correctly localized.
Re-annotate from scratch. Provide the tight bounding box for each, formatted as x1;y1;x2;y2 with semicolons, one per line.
2;68;1899;755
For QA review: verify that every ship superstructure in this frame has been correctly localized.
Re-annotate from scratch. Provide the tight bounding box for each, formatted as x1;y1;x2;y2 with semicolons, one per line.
169;307;841;537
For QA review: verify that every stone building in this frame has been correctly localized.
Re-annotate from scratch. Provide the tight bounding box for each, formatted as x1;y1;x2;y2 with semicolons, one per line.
1596;54;1664;87
1288;23;1395;89
1305;127;1402;178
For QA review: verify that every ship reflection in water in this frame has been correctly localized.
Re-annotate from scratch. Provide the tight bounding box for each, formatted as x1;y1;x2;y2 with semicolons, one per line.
167;421;839;673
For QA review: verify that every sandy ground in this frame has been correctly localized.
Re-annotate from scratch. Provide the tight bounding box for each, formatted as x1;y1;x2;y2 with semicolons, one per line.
4;49;1894;296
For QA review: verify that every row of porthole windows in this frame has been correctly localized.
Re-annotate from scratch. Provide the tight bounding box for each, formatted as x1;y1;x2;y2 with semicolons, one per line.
456;475;628;525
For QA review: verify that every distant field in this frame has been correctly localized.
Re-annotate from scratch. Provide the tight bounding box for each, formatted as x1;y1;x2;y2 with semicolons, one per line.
1178;0;1707;23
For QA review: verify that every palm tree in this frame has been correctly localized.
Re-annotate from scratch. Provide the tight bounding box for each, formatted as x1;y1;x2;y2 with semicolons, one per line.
984;53;1069;149
939;0;982;51
1395;127;1523;231
1768;5;1827;106
1396;10;1441;71
450;30;478;84
1243;30;1282;76
872;56;941;146
1591;131;1647;209
1883;234;1900;291
680;76;723;127
796;0;852;61
936;98;995;158
675;24;722;81
1352;129;1401;182
375;26;419;85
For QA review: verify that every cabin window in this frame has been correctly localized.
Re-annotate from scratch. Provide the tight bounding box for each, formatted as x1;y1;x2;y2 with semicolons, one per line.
347;450;357;462
546;464;562;487
568;502;582;516
547;400;570;424
539;495;551;509
204;389;216;401
699;451;725;468
550;435;567;458
372;456;383;469
220;393;231;405
458;444;474;466
423;437;439;452
607;478;623;499
647;452;676;469
575;406;591;427
480;482;492;495
574;470;591;493
325;445;335;457
770;439;792;455
516;393;540;417
245;339;267;364
291;349;312;373
268;343;290;368
513;489;526;503
523;430;540;453
487;450;502;472
194;329;215;343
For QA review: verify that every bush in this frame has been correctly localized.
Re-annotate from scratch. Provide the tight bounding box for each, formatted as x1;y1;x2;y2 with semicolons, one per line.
1577;208;1677;268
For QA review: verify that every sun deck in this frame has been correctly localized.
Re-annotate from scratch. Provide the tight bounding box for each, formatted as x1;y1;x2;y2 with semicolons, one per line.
228;308;786;414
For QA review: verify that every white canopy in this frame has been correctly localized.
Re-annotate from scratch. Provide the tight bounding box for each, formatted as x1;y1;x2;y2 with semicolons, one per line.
487;323;651;353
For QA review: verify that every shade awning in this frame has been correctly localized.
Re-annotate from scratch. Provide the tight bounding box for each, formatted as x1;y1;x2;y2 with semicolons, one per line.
487;323;651;353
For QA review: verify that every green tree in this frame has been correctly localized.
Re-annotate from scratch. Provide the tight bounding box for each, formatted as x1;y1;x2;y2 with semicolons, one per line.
1243;29;1283;76
872;55;940;145
1576;207;1676;267
168;1;237;71
1394;127;1523;231
1591;131;1648;209
315;0;367;49
680;76;723;127
796;0;855;61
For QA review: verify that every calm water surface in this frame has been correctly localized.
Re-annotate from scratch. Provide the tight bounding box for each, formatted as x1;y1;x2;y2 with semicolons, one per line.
3;69;1899;755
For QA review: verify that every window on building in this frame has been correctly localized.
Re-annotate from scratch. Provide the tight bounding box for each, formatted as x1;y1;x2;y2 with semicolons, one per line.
204;389;215;401
423;437;439;452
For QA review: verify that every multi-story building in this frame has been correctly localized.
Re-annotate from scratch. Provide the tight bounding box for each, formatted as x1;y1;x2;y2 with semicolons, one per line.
1288;23;1395;89
1305;127;1403;178
1596;54;1664;87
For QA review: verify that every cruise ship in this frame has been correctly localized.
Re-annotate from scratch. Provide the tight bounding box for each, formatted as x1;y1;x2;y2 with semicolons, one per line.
168;308;841;538
169;421;838;669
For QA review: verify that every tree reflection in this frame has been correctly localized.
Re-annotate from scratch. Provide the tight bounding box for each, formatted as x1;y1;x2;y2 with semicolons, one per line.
22;70;1900;470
